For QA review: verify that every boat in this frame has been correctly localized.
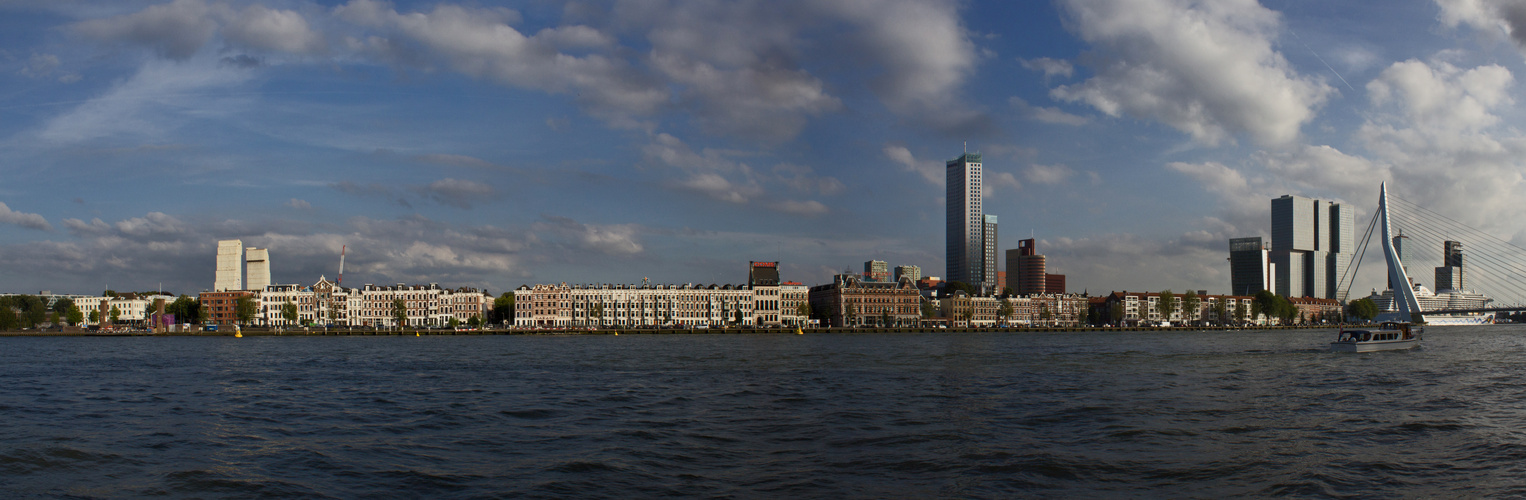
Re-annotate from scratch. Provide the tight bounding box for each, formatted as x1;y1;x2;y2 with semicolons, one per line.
1331;322;1421;352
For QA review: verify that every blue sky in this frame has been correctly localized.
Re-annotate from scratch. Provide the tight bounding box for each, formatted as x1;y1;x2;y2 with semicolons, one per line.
2;0;1525;297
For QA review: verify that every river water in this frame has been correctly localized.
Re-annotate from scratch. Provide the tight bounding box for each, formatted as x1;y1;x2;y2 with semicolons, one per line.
3;326;1525;498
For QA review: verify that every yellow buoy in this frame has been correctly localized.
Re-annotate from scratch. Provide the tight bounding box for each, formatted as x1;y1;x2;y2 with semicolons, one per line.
795;326;804;335
613;332;619;336
234;332;242;338
415;332;420;337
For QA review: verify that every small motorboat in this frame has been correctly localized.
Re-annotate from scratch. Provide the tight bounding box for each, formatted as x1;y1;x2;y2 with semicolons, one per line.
1331;322;1421;352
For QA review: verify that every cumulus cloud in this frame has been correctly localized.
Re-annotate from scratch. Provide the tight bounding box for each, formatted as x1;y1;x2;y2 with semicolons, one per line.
1437;0;1526;56
286;198;312;210
222;5;325;54
1355;57;1526;239
72;0;220;60
1051;0;1333;146
0;202;51;231
883;144;944;185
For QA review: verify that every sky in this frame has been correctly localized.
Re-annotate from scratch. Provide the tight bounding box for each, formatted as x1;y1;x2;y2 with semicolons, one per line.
3;0;1526;298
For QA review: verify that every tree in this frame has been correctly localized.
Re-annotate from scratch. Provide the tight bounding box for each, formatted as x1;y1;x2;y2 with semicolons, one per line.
15;295;46;328
109;305;121;324
468;315;481;328
236;297;258;326
89;309;100;325
961;308;974;325
880;311;892;327
1212;300;1228;327
0;304;17;330
796;302;811;324
66;306;83;327
945;281;977;297
998;299;1014;326
448;316;460;328
1039;303;1052;326
1155;290;1176;324
1181;290;1200;326
1110;302;1125;326
733;308;744;326
921;299;935;319
165;295;200;325
392;298;408;327
1234;301;1248;325
52;298;76;318
103;290;118;298
1000;287;1014;299
280;301;299;325
1348;297;1379;322
1277;296;1298;323
489;293;514;325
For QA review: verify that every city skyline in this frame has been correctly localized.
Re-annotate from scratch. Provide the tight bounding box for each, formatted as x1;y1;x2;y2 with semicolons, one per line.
4;1;1526;297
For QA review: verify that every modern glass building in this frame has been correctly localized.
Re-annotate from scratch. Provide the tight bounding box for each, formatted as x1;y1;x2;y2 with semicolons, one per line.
1269;195;1353;299
1228;237;1271;296
946;152;983;288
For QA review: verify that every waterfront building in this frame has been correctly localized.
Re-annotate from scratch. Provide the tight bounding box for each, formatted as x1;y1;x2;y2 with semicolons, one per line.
514;282;753;328
808;274;922;327
939;292;999;327
246;248;271;293
215;239;243;292
1228;237;1273;296
260;284;317;326
1269;195;1353;299
894;265;921;283
780;282;811;326
199;290;254;326
752;261;783;326
1007;239;1046;295
74;294;169;326
1099;291;1268;326
946;152;984;288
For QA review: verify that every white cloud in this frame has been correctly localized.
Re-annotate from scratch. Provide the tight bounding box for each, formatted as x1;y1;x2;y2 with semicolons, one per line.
21;53;59;78
1024;163;1076;185
0;202;51;231
286;198;312;210
534;216;643;255
1020;56;1074;80
883;144;943;185
1051;0;1333;146
770;200;829;216
72;0;220;61
1009;97;1088;126
1437;0;1526;56
416;178;496;209
26;57;252;147
223;5;325;55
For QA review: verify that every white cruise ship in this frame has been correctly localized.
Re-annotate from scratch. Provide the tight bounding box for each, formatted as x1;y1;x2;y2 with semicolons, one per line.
1365;285;1494;325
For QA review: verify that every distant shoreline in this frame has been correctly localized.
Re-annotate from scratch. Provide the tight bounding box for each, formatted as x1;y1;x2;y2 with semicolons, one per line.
0;325;1346;337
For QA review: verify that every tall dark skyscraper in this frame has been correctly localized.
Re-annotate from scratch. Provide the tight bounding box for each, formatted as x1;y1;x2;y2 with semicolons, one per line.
1228;237;1270;296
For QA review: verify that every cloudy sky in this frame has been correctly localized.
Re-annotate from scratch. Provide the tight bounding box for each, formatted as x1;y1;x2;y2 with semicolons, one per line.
2;0;1525;298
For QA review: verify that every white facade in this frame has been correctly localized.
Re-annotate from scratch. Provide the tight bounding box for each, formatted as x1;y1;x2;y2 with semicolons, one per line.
246;248;271;292
214;278;490;327
515;283;755;328
215;239;244;292
75;295;166;325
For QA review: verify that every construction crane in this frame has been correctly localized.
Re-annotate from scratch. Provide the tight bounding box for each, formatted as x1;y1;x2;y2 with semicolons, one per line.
338;245;346;286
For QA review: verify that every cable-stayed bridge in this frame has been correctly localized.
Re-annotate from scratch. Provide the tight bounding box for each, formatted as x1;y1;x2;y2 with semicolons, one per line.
1339;184;1526;323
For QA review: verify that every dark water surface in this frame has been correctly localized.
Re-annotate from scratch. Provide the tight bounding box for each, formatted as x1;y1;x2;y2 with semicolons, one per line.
4;327;1526;498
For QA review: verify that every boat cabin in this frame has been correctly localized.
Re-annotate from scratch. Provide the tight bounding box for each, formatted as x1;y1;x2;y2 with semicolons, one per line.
1337;322;1414;342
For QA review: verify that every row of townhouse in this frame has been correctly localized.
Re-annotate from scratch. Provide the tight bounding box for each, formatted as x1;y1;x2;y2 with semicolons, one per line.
1092;291;1341;326
198;276;491;327
514;281;813;328
937;292;1091;327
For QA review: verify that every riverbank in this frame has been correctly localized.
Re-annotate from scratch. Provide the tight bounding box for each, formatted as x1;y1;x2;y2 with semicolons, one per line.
0;324;1347;336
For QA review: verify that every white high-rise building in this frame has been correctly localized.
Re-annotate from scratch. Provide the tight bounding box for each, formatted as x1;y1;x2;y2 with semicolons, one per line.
1269;195;1353;299
215;240;244;292
246;248;271;292
946;152;983;288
